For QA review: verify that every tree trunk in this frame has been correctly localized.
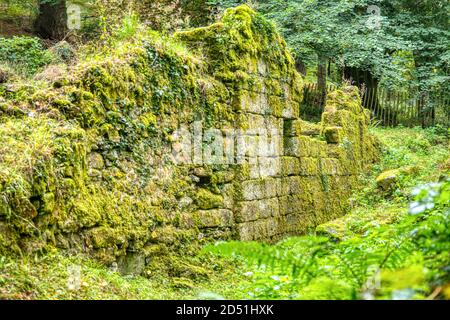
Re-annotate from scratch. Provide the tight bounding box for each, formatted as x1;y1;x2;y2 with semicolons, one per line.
295;59;307;77
317;55;328;107
35;0;68;40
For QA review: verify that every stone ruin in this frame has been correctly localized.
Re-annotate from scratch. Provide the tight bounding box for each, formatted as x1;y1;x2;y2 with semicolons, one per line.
0;6;379;269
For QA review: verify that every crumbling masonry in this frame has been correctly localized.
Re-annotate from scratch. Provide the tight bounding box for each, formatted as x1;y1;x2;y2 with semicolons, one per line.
0;6;379;270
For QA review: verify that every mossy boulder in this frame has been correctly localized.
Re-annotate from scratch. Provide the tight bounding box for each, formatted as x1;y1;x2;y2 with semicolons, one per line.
376;166;418;191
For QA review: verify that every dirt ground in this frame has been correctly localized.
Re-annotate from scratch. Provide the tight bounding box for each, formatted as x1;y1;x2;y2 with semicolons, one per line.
0;19;34;37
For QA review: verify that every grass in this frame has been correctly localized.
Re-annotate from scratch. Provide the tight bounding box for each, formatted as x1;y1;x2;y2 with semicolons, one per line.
0;126;448;300
0;249;253;300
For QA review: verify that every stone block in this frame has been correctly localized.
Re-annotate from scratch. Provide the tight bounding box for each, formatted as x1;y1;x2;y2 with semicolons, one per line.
240;91;270;115
277;213;310;234
263;177;279;198
319;158;339;175
281;156;300;176
196;209;234;228
281;103;298;119
258;157;280;177
288;176;302;194
241;179;265;201
222;183;235;209
299;121;321;137
278;194;306;216
324;126;344;144
299;157;319;176
265;116;283;134
279;179;290;197
195;189;224;210
235;163;259;181
284;136;310;157
235;198;279;222
258;134;283;157
237;218;278;241
244;114;266;133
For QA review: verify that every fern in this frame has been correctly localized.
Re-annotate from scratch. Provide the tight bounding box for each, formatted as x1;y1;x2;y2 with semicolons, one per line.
203;180;449;299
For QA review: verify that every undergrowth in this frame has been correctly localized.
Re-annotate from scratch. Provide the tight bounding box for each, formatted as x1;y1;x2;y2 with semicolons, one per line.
0;126;447;300
202;127;449;300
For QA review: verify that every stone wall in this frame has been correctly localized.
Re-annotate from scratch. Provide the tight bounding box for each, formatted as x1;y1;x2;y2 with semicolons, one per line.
0;6;379;270
172;6;379;242
178;77;378;242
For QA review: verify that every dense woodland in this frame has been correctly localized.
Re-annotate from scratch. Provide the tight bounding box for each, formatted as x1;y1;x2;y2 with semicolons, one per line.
0;0;448;301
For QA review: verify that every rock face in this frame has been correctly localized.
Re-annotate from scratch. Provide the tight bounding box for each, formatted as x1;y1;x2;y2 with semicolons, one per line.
0;6;379;271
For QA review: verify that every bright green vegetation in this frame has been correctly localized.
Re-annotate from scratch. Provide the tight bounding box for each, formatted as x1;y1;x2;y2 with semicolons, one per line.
0;2;448;301
211;0;449;92
1;126;447;300
0;0;37;20
203;126;449;300
0;249;251;300
0;37;54;76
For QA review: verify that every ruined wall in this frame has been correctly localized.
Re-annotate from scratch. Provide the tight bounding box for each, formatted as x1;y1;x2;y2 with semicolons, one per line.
173;6;379;241
0;6;379;270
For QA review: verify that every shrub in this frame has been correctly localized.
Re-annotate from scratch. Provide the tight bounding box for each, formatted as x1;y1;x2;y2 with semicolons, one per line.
0;36;54;76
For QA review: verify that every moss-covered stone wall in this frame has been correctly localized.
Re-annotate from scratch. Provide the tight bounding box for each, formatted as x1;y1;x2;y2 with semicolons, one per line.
0;6;379;272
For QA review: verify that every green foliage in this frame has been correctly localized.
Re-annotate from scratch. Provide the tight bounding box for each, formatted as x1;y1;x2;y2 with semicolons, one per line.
204;180;449;299
203;126;449;300
0;36;54;76
114;13;141;41
409;180;450;287
0;248;245;300
209;1;449;92
0;0;38;20
387;0;450;91
353;126;449;206
204;219;417;299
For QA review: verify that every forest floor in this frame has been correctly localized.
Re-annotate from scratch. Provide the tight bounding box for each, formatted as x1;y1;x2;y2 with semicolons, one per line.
0;126;448;300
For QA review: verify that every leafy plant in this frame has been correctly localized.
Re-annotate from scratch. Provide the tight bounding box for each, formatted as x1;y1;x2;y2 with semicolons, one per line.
203;177;449;299
0;36;54;76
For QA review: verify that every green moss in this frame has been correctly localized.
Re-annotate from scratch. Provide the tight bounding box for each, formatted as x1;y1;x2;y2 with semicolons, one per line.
176;5;303;113
0;5;380;270
379;265;427;299
321;85;380;172
195;189;224;210
376;166;418;192
42;192;55;214
323;126;343;144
